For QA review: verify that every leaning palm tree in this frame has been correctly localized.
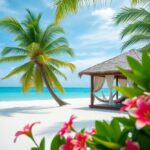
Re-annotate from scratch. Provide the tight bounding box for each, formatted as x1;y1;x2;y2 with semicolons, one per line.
0;10;75;106
114;7;150;51
53;0;149;22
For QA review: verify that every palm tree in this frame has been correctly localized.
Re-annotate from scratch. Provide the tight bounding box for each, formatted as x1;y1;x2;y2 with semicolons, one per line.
53;0;149;22
0;10;75;106
114;7;150;51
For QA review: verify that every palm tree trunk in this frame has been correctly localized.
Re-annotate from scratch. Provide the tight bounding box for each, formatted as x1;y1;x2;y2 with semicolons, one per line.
39;65;68;106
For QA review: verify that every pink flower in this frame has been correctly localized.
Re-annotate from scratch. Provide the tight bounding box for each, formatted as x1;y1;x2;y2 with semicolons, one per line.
60;136;74;150
14;122;40;143
72;133;88;150
59;115;77;137
121;139;140;150
133;100;150;129
120;97;138;112
85;128;96;136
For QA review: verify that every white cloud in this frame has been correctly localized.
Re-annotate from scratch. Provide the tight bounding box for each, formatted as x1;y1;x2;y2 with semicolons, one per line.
0;0;17;15
71;7;122;52
73;57;110;72
42;0;55;9
79;27;120;43
74;26;121;53
76;52;105;57
92;8;115;21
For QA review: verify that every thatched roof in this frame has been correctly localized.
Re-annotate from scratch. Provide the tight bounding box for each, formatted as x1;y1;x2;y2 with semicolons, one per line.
79;50;141;77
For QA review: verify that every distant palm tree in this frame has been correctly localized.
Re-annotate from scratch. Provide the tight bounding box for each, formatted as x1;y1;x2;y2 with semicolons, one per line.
53;0;149;22
115;7;150;51
0;10;75;106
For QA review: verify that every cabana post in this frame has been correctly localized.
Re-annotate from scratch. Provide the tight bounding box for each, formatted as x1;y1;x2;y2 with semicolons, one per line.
90;75;94;107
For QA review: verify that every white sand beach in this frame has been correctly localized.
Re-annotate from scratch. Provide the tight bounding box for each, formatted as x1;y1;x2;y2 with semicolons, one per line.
0;98;127;150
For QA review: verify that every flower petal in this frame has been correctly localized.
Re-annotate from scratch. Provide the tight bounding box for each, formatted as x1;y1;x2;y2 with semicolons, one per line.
136;120;145;130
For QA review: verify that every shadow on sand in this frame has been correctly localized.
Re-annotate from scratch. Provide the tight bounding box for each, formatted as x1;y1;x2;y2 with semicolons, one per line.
0;106;58;117
73;106;121;114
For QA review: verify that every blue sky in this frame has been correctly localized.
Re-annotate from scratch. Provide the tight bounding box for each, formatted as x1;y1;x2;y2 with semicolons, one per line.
0;0;134;87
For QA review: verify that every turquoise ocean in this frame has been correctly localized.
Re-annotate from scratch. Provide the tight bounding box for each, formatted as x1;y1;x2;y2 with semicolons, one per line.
0;87;110;102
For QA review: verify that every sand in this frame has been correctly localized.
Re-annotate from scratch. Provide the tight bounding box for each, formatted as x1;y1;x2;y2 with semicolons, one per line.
0;98;127;150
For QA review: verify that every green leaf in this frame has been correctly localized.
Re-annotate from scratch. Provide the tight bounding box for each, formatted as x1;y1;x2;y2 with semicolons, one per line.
92;135;121;149
117;67;147;88
142;51;150;76
118;128;130;145
39;138;45;150
31;147;39;150
50;134;65;150
2;61;34;80
1;47;27;56
34;66;44;92
110;119;121;141
127;56;143;73
133;129;150;150
115;117;135;127
44;65;64;93
0;55;27;63
20;64;34;92
80;128;85;133
115;86;143;98
95;121;112;141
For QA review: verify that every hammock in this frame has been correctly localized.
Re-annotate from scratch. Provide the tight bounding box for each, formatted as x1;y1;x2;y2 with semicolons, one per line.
94;91;116;103
114;96;127;104
95;93;127;104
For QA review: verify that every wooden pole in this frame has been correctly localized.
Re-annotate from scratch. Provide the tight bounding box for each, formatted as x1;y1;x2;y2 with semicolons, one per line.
90;75;94;107
116;76;119;100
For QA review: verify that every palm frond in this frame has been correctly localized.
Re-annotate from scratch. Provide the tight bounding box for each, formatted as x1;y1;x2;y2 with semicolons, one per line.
131;0;150;5
0;17;24;34
20;64;34;92
0;55;27;63
40;24;64;46
46;45;74;56
44;37;68;50
2;62;34;79
121;21;150;39
44;65;64;92
23;9;42;28
48;64;67;80
22;9;42;43
33;66;44;92
54;0;149;23
122;35;150;50
0;17;31;44
49;58;76;72
1;47;28;56
54;0;113;23
55;0;78;23
115;8;150;24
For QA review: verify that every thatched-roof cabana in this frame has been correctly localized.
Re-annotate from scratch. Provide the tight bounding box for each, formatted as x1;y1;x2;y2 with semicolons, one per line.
79;50;141;109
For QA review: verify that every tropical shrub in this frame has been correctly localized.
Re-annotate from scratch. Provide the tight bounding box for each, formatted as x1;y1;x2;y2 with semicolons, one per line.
116;52;150;98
